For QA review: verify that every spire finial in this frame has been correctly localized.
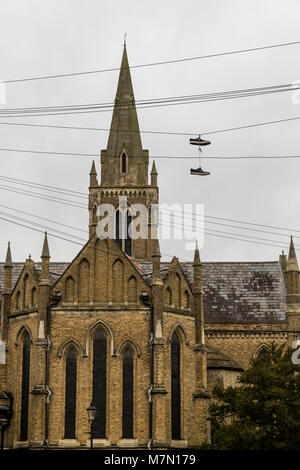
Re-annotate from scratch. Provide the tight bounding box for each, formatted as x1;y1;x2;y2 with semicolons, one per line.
124;32;127;46
287;235;299;272
289;236;296;260
193;240;201;266
151;160;158;175
41;231;50;258
4;241;12;267
90;160;96;175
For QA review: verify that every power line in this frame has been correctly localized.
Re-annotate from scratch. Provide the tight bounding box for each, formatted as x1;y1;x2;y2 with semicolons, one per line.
0;184;86;209
0;180;295;245
0;175;86;196
0;83;293;112
0;176;86;199
0;203;87;233
0;84;297;118
0;146;300;160
1;175;300;235
0;181;296;249
1;114;300;137
0;209;293;260
4;39;300;84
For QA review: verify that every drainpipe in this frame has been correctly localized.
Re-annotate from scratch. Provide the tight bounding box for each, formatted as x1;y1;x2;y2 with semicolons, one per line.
44;293;61;448
140;292;154;450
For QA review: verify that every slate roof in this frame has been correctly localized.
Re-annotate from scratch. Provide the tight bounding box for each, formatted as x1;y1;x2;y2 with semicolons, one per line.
206;344;244;371
138;261;286;323
0;262;69;291
0;260;286;324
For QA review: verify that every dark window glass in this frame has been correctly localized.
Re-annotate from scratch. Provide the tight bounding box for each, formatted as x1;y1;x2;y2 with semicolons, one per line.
125;212;132;256
171;332;181;440
20;332;30;441
257;346;269;358
115;210;132;255
122;348;134;438
64;348;77;439
115;211;122;250
93;330;107;438
122;153;127;173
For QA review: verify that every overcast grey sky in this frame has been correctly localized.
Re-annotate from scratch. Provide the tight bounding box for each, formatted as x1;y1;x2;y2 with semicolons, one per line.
0;0;299;263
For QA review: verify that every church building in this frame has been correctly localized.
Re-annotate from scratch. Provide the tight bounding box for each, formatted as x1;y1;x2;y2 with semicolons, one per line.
0;45;299;450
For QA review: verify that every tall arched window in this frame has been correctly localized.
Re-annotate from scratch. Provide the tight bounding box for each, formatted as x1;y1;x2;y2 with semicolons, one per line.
165;287;172;305
78;259;89;302
121;153;127;173
16;291;21;310
115;210;132;256
93;330;107;438
20;331;31;441
65;276;75;303
24;274;30;307
183;290;190;308
92;205;97;224
31;287;37;306
171;331;181;440
122;347;134;438
64;348;77;439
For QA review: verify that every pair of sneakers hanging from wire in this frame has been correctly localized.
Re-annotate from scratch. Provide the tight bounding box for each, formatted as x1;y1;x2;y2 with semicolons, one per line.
189;135;211;176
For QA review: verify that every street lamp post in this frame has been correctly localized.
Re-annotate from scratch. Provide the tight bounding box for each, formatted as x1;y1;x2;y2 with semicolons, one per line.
86;401;97;450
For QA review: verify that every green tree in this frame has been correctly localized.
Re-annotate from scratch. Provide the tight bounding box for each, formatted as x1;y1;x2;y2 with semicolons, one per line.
208;343;300;450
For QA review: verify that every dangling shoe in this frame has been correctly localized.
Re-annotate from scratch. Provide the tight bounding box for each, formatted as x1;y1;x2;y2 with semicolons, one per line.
190;167;210;176
189;136;211;146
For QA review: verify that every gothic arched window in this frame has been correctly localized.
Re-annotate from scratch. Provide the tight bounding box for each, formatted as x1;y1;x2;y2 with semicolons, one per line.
121;153;127;173
65;276;75;303
165;287;172;305
183;290;189;308
115;210;132;256
171;331;181;440
64;347;77;439
122;347;134;438
78;259;89;302
24;274;30;307
20;331;31;441
256;345;269;358
31;287;37;306
16;291;21;310
93;330;107;438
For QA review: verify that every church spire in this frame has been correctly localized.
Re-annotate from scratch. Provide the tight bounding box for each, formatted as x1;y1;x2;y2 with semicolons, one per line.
41;231;50;280
286;236;300;303
288;236;298;271
4;241;12;268
151;160;158;186
100;45;149;186
89;160;98;187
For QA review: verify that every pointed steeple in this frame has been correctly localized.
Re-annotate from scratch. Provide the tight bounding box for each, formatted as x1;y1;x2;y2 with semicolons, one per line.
4;241;12;267
89;160;98;187
41;231;50;280
151;160;158;186
286;236;300;302
41;231;50;258
100;45;149;187
193;240;201;266
287;236;299;272
193;241;202;295
4;241;12;291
